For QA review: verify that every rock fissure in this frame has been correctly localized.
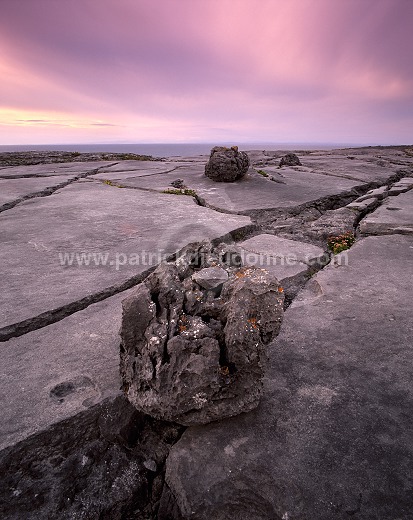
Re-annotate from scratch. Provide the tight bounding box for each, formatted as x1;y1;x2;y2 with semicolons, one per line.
0;267;156;342
0;226;256;342
0;164;118;214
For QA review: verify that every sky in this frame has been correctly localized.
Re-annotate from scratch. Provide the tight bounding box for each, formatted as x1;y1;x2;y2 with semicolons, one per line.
0;0;412;146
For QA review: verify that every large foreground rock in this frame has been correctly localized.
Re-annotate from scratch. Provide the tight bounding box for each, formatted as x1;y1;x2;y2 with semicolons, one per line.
163;235;413;519
120;251;284;426
204;146;250;182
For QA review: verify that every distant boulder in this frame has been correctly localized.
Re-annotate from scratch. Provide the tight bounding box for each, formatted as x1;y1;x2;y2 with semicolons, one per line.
170;179;186;189
279;153;302;167
205;146;250;182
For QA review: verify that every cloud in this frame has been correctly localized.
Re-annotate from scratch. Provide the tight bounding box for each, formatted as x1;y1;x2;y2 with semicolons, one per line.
0;0;412;144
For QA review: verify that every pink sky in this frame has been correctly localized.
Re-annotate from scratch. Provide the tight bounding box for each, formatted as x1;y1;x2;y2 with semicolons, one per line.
0;0;412;145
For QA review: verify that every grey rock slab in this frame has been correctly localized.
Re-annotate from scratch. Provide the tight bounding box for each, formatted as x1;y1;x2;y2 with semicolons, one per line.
297;152;404;183
164;235;413;520
0;161;111;178
346;198;378;211
240;234;326;266
0;180;251;330
388;186;412;195
393;177;413;187
239;256;308;289
359;189;413;235
96;159;182;175
308;206;358;240
355;185;389;201
238;234;327;303
0;290;131;451
0;175;76;208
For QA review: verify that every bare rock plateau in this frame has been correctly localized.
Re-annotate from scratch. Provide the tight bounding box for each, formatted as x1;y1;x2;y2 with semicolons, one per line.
1;145;413;519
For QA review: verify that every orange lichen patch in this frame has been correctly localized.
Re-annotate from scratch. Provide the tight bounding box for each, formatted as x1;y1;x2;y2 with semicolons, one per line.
235;267;255;279
247;317;259;330
219;366;230;376
278;287;284;292
177;314;188;333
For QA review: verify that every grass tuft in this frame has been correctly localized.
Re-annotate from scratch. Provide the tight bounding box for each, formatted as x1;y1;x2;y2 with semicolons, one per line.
162;188;197;197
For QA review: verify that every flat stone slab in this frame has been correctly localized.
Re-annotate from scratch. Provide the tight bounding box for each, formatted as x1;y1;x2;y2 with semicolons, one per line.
355;185;389;202
392;177;413;187
0;161;112;178
388;186;412;195
97;159;184;175
165;235;413;520
0;290;132;451
359;189;413;235
251;148;409;180
293;153;402;183
0;175;75;209
237;235;327;301
240;234;325;265
346;198;378;211
0;179;250;331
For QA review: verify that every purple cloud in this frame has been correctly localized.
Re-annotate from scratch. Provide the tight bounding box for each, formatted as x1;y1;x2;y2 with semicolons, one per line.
0;0;412;144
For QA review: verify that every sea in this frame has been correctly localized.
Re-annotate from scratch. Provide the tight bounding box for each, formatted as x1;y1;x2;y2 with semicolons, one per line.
0;142;356;157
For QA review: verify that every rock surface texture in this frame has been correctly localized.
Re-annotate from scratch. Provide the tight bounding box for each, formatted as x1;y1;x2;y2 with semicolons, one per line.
120;245;284;426
204;146;250;182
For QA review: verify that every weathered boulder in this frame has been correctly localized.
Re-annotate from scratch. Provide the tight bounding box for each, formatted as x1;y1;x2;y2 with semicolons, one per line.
120;250;284;426
279;152;302;167
205;146;250;182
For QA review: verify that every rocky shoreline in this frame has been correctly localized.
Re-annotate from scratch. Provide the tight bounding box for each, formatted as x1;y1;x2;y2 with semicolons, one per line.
0;150;158;167
1;145;413;519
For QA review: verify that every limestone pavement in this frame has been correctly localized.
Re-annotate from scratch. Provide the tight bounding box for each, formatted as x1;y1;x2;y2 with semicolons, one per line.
0;146;412;519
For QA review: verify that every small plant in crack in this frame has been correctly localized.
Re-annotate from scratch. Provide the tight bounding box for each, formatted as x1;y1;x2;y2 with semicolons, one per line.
256;169;269;177
327;231;356;254
247;317;259;330
102;179;124;188
162;188;197;197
